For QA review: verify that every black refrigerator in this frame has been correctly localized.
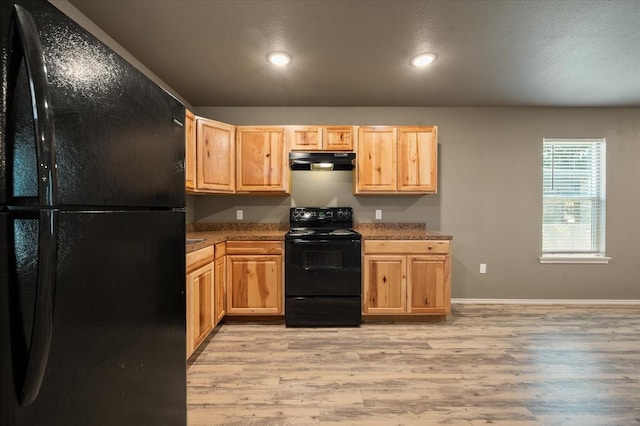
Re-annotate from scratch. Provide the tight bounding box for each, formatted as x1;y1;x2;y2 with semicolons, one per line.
1;1;187;424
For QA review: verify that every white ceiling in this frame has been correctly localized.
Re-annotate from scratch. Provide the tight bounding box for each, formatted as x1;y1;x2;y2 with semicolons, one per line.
68;0;640;108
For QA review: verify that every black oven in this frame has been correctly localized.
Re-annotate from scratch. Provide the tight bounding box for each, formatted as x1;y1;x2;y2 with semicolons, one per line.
284;208;362;327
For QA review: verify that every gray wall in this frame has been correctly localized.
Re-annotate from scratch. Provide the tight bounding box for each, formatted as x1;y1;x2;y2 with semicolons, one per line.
191;107;640;300
49;3;640;300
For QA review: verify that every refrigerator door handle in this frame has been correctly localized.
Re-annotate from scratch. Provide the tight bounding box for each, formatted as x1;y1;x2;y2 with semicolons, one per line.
10;5;60;406
12;5;58;207
17;210;58;406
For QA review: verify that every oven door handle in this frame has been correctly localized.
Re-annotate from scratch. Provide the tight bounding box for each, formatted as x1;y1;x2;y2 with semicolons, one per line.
303;265;343;271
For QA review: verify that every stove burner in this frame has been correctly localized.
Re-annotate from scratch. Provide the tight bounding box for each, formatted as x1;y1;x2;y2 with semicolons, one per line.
285;207;360;241
330;229;355;236
288;229;315;237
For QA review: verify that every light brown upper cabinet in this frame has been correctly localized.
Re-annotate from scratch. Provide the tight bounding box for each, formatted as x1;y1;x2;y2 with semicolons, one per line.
356;126;398;192
289;126;322;150
356;126;437;194
289;126;356;151
397;126;437;193
185;110;196;191
196;117;236;193
236;126;289;193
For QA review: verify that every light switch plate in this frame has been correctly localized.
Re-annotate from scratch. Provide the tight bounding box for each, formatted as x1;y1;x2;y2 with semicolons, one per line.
236;210;243;220
375;209;382;220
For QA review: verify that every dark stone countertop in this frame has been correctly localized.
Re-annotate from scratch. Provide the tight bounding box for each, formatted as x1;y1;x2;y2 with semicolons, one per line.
186;223;287;253
186;222;452;253
355;223;453;241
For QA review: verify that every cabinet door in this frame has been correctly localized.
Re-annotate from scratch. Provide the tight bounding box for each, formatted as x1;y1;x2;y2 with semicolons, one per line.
407;255;450;314
186;262;214;357
289;126;322;150
226;255;283;315
236;127;289;192
357;127;397;193
363;255;406;314
185;110;196;191
324;126;355;151
398;126;437;193
196;118;236;193
214;255;226;325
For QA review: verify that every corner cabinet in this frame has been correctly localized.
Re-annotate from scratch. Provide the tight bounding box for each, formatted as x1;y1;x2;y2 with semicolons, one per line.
363;240;451;316
236;126;289;193
356;126;437;194
186;246;215;358
225;241;283;315
185;110;196;191
196;117;236;193
289;125;356;151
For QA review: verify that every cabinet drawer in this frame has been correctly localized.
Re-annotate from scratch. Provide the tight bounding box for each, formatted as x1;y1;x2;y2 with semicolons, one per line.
226;240;283;255
186;245;214;273
364;240;450;255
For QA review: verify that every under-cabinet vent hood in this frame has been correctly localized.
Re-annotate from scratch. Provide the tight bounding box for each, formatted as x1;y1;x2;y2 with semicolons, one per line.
289;152;355;171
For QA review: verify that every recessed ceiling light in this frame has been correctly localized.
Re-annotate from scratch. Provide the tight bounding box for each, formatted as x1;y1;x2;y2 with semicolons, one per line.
410;52;437;67
267;51;292;66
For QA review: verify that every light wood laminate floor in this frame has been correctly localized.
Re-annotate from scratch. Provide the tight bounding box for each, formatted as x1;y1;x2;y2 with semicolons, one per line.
187;304;640;425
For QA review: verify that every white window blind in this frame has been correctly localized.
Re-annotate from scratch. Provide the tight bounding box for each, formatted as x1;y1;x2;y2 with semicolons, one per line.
542;138;606;257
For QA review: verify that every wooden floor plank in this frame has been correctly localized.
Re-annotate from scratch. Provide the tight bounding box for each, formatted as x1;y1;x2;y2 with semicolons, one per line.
187;304;640;425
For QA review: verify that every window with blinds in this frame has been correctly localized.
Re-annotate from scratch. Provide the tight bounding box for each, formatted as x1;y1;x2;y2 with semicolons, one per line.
542;138;606;257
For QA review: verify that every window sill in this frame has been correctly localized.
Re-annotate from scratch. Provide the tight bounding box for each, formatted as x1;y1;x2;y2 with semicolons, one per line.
539;255;611;264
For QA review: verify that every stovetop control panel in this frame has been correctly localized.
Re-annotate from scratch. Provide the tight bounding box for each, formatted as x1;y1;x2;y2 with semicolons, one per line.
290;207;353;224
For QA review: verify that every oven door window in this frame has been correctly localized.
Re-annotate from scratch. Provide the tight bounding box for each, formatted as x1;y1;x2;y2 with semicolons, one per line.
302;249;343;270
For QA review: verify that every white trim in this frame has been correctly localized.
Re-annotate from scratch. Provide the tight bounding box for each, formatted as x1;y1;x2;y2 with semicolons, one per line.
539;255;611;264
452;298;640;306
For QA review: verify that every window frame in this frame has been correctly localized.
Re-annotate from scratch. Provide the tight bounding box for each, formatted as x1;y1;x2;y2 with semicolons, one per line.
539;138;610;264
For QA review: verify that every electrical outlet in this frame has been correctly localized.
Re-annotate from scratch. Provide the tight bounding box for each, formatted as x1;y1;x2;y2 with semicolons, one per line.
375;209;382;220
480;263;487;274
236;209;243;220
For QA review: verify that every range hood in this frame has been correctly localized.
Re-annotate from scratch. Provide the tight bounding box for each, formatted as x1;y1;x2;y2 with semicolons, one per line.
289;152;356;171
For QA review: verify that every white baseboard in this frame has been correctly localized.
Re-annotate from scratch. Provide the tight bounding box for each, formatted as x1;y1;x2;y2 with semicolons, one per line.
452;298;640;306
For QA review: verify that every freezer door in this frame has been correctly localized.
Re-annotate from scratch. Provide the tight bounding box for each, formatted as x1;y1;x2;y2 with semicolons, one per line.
0;210;186;425
1;0;185;209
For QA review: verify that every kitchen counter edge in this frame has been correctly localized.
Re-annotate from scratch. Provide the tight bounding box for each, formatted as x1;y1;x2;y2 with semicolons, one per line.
186;230;286;253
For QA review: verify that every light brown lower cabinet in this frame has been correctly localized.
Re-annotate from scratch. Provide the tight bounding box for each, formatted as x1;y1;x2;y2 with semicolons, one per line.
363;240;451;316
225;241;283;315
214;242;226;324
186;246;215;358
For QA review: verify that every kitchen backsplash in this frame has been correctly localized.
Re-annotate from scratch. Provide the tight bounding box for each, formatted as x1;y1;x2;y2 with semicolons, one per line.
188;171;442;228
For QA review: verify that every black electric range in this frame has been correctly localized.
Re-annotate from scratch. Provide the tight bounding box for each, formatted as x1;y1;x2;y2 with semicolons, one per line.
284;207;362;327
